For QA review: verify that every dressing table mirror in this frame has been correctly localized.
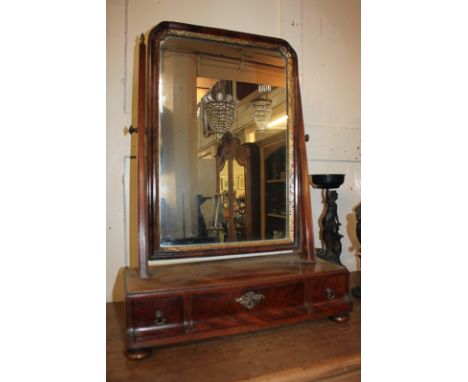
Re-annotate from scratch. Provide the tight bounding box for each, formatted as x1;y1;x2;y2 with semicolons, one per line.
125;21;352;360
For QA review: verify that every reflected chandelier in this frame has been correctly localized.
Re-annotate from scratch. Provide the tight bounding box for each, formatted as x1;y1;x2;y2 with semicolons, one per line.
202;81;237;136
251;84;273;132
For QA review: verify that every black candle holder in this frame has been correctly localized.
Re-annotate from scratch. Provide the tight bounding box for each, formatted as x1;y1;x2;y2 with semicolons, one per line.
310;174;345;265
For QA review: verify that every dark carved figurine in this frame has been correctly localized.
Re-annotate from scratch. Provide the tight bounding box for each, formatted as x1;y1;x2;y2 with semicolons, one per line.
323;191;342;251
316;190;344;265
352;203;361;299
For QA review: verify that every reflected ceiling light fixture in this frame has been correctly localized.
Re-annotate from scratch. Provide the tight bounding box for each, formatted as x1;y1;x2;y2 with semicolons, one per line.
267;115;288;128
202;80;238;137
251;84;273;132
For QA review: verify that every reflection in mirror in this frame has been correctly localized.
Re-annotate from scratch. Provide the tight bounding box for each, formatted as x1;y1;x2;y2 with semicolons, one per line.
158;36;288;246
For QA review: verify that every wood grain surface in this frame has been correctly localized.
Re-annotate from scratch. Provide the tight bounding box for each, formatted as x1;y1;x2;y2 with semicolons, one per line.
108;272;360;382
125;255;346;294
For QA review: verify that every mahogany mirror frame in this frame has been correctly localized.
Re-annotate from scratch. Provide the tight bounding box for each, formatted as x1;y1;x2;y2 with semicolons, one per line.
136;21;315;278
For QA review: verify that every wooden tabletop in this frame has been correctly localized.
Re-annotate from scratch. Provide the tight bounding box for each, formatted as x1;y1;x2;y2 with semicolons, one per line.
107;271;361;382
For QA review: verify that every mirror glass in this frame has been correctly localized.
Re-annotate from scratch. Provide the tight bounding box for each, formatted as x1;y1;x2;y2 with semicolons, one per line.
158;36;290;247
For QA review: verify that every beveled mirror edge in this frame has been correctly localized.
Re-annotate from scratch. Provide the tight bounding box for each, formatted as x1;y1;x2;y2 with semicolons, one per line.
138;21;314;265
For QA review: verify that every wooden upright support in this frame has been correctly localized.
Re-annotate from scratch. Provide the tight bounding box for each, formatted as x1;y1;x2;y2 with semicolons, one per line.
295;74;316;262
137;34;149;279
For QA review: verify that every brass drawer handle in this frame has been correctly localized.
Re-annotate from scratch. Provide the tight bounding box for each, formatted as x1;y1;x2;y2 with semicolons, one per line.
326;288;336;300
236;291;265;309
154;310;167;326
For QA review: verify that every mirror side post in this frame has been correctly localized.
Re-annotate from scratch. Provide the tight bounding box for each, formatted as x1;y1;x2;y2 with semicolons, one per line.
294;64;316;262
137;34;150;279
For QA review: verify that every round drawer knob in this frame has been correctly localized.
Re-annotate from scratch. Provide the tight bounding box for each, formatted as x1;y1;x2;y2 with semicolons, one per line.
154;310;167;326
326;288;335;300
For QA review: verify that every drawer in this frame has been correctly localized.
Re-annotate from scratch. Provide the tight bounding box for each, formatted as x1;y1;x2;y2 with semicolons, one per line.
130;297;185;341
191;282;307;333
311;274;348;302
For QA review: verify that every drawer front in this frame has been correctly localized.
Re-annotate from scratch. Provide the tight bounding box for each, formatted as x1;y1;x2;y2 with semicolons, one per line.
131;297;184;341
191;282;307;333
311;274;348;302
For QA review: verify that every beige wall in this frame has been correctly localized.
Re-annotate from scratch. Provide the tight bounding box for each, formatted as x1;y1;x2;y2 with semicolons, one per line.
301;0;361;272
106;0;361;302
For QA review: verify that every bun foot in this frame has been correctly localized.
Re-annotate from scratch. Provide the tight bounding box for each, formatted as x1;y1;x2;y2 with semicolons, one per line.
330;313;350;323
126;348;151;360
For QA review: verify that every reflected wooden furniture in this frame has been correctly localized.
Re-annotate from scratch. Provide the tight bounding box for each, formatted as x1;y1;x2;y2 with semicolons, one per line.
109;273;360;382
264;145;287;239
215;133;260;241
